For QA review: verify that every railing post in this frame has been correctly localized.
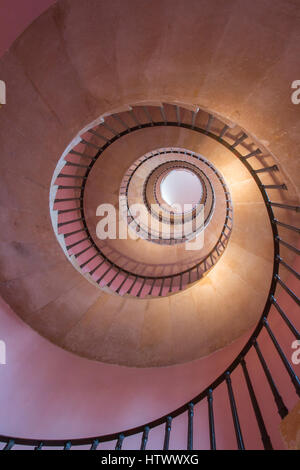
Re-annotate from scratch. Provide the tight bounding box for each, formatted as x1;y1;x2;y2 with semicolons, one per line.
115;434;125;450
90;439;99;450
34;442;43;450
276;237;300;255
102;120;119;137
271;296;300;339
219;124;229;139
176;105;181;126
191;109;199;129
277;256;300;280
275;275;300;306
137;278;146;297
207;389;216;450
205;114;213;134
225;372;245;450
270;202;300;212
263;318;300;397
3;439;14;450
240;359;273;450
253;340;288;418
129;108;141;128
231;133;247;148
241;148;262;159
187;403;194;450
163;416;172;450
254;165;279;173
262;184;287;190
140;426;150;451
160;105;167;125
143;106;153;126
88;128;110;142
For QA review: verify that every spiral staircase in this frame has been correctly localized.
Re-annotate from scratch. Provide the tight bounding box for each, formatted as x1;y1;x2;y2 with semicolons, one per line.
0;0;299;450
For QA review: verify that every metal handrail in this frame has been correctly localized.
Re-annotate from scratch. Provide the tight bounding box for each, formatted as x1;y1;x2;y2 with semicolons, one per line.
53;115;234;290
17;103;299;449
124;157;215;243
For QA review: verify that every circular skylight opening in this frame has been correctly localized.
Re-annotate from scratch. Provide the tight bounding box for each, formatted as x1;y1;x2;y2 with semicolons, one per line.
160;169;202;211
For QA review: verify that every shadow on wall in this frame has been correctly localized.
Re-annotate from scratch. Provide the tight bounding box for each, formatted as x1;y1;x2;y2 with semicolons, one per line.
0;0;56;58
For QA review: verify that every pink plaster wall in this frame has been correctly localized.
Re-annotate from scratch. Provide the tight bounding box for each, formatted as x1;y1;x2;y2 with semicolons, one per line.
0;0;56;58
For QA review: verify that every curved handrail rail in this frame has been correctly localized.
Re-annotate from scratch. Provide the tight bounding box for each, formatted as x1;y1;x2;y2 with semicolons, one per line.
52;107;234;295
124;158;214;244
7;104;298;449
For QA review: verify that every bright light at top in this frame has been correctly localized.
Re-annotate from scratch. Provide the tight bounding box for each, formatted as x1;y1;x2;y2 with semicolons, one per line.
160;169;202;211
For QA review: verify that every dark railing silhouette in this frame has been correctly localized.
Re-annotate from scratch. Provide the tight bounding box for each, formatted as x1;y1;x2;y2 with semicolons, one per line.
53;105;235;297
129;155;215;242
2;104;298;449
126;154;212;232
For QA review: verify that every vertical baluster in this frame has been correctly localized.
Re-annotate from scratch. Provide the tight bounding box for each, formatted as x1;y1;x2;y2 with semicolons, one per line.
149;278;156;296
127;277;138;295
271;296;300;339
262;183;287;190
225;372;245;450
107;269;121;288
254;164;279;174
64;441;72;450
207;389;216;450
137;278;146;297
276;237;300;255
88;128;110;143
112;114;129;132
90;439;99;450
205;114;213;134
115;273;129;294
163;416;172;450
160;105;167;125
129;108;141;128
191;108;199;129
115;434;125;450
187;403;194;450
240;359;273;450
140;426;150;450
102;120;119;137
270;202;300;212
263;318;300;397
159;278;165;296
219;124;229;139
276;256;300;280
3;439;14;450
34;442;43;450
231;132;247;148
274;220;300;233
253;340;288;418
241;148;262;159
176;105;181;126
275;275;300;306
143;106;153;126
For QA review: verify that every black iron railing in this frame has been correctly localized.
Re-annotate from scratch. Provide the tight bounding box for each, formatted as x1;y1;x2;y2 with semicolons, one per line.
3;103;297;449
123;153;217;243
52;105;237;296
